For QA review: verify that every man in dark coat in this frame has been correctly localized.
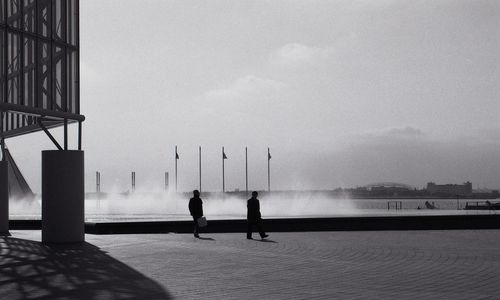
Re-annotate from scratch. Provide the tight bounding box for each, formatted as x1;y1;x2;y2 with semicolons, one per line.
189;190;203;238
247;191;269;239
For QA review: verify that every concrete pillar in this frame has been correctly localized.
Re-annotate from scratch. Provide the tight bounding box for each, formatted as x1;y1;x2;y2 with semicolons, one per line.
42;150;84;243
0;161;8;234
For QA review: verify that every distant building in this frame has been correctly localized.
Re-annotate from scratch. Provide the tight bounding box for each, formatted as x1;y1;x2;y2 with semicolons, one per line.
426;182;472;196
370;186;410;196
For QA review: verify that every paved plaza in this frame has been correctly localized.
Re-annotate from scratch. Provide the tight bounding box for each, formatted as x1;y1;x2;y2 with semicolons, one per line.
1;229;500;299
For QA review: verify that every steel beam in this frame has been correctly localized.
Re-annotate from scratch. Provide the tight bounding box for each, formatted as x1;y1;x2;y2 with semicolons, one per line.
38;119;63;150
0;103;84;121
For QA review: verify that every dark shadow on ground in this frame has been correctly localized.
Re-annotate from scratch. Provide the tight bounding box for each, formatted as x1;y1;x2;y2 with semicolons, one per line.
197;237;215;241
0;236;171;300
258;239;278;243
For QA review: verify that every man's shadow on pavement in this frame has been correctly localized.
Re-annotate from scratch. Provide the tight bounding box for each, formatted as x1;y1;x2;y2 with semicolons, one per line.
256;239;278;243
197;237;215;241
0;236;172;299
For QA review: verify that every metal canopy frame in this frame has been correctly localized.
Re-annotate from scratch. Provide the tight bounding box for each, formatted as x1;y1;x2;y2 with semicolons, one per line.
0;0;83;153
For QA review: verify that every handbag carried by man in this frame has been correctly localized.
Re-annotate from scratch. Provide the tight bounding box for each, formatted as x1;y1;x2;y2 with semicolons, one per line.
197;216;207;228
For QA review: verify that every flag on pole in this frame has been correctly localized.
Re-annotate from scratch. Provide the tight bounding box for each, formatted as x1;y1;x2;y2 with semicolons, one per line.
223;151;228;159
267;147;271;192
175;146;179;192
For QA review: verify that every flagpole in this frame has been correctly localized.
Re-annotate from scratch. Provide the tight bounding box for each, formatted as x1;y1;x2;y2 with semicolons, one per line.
175;145;178;193
245;147;248;196
222;147;225;193
267;147;270;192
199;146;202;193
165;172;169;191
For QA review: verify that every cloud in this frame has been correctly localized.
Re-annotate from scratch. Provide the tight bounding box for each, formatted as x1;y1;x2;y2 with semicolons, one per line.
385;126;424;137
477;127;500;143
271;43;333;67
359;126;425;140
204;75;287;100
80;61;109;85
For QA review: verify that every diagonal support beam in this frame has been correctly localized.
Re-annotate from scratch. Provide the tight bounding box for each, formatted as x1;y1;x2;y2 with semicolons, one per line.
0;138;4;162
38;119;63;150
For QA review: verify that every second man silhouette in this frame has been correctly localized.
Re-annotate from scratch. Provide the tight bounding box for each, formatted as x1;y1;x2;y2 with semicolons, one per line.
188;190;204;238
247;191;269;240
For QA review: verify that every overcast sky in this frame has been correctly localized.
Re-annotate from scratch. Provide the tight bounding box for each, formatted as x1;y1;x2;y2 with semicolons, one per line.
7;0;500;192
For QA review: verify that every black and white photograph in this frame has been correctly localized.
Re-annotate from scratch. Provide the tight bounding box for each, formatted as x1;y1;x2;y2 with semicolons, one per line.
1;0;499;299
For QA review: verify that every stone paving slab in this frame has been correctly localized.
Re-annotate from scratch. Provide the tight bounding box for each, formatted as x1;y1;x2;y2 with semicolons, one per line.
1;230;500;299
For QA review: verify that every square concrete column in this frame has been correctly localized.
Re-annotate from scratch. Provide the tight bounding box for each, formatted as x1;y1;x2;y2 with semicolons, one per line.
0;160;8;234
42;150;84;243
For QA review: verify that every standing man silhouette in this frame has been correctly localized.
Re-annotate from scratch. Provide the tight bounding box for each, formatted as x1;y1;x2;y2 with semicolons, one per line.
247;191;269;240
189;190;203;238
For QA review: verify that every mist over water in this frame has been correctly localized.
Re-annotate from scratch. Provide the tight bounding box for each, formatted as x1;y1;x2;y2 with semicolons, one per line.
9;184;358;220
84;188;358;219
9;196;41;219
9;183;495;221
